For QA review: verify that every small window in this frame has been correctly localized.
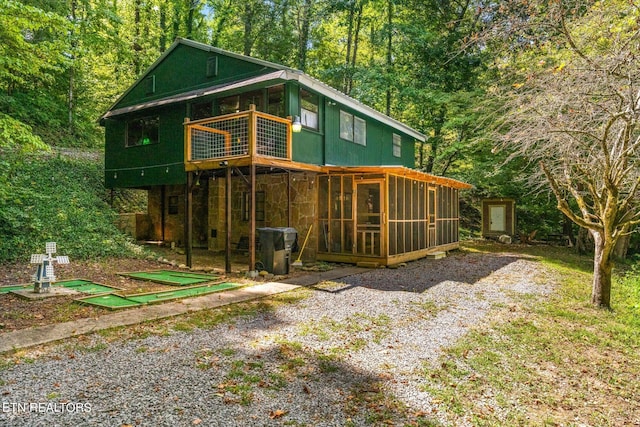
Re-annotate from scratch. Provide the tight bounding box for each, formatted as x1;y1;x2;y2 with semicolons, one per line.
206;56;218;77
242;191;265;221
339;110;353;141
300;89;318;130
354;116;366;146
144;75;155;95
267;85;285;117
393;133;402;157
340;110;366;145
192;101;212;120
126;116;159;147
168;196;179;215
218;95;239;114
240;90;264;112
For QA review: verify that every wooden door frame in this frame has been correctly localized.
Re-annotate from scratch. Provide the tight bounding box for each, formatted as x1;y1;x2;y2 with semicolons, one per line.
354;179;385;257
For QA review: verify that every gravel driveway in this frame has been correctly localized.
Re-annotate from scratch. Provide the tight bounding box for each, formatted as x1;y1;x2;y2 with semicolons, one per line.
0;250;552;426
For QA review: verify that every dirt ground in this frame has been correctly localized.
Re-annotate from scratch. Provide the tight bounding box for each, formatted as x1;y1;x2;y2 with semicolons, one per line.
0;246;295;332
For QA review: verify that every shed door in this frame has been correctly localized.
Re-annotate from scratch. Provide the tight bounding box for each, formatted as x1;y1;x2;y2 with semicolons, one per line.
355;181;383;256
489;205;506;232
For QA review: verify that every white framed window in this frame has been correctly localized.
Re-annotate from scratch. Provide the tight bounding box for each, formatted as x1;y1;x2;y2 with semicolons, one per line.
340;110;353;141
340;110;366;145
354;116;366;146
393;133;402;157
300;89;319;130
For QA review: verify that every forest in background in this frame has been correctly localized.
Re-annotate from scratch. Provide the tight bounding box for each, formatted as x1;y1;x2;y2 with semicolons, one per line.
0;0;638;264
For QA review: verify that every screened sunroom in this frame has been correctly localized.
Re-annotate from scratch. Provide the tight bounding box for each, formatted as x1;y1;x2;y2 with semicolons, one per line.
317;167;471;266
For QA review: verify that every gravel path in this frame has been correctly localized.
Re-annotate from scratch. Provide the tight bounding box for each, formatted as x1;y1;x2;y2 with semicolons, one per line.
0;251;552;426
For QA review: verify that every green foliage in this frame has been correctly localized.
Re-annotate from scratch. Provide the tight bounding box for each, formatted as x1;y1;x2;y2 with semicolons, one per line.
0;113;49;154
0;152;138;262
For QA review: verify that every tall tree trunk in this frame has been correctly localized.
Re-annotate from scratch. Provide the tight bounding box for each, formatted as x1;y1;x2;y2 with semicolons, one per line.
173;1;181;41
243;3;255;56
346;3;363;95
425;106;446;173
159;2;167;52
576;227;592;254
343;2;355;93
68;0;78;133
562;215;575;246
133;0;141;74
211;2;231;47
297;0;312;71
186;0;195;39
590;230;613;309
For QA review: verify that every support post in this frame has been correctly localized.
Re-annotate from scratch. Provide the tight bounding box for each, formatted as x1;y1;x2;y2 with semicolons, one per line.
160;185;166;241
249;164;256;272
185;173;193;268
225;167;232;273
287;171;292;227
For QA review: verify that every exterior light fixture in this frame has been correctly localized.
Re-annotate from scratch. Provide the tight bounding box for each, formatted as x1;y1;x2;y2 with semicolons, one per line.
219;160;228;166
291;115;302;133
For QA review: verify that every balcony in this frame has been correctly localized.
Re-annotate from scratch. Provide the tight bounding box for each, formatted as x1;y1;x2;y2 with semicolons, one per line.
184;106;292;172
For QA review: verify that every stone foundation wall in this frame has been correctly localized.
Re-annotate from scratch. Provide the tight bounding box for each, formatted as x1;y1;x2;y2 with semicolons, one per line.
147;183;208;247
207;172;318;261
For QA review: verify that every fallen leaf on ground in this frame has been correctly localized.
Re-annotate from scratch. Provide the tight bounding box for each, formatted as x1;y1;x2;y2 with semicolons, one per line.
269;409;288;419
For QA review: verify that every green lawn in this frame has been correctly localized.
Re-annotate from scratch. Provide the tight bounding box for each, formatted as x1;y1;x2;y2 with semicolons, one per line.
423;241;640;426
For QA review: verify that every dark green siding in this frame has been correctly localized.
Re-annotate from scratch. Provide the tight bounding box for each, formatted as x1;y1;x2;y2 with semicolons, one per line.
288;83;324;165
105;106;186;188
323;103;415;167
115;44;280;109
104;41;423;189
292;131;324;165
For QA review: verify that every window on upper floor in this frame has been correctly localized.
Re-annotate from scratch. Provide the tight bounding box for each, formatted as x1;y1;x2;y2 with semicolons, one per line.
300;88;318;130
393;133;402;157
240;90;264;112
218;95;240;115
354;116;366;146
218;90;265;115
192;101;213;120
267;85;285;117
339;110;366;146
126;116;159;147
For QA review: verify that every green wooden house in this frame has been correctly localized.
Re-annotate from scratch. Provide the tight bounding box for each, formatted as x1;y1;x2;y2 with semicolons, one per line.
101;38;470;270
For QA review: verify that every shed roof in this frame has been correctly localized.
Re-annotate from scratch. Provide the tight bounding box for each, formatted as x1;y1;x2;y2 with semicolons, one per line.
101;38;426;142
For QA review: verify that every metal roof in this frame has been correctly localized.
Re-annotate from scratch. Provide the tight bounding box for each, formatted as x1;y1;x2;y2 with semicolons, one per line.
101;38;426;141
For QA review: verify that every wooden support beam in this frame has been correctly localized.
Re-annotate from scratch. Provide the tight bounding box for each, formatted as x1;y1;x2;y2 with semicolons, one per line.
287;171;292;227
185;173;193;268
225;167;232;274
249;163;256;272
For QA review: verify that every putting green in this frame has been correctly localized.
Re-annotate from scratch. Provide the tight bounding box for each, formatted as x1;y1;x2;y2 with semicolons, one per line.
57;279;121;295
1;280;121;295
77;294;143;309
121;270;219;286
76;282;242;309
0;284;31;294
127;282;240;304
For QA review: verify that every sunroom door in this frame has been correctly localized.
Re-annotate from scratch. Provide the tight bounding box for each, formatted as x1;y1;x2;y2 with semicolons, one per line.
355;181;384;256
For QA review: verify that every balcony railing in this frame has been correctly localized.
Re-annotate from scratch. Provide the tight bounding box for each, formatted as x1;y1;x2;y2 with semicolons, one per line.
185;106;292;168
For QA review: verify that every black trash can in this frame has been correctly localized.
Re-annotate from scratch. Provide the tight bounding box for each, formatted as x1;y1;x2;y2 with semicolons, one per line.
257;227;297;274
